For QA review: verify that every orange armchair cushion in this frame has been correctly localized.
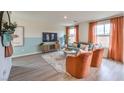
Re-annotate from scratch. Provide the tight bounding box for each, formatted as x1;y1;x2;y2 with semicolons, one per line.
91;48;104;67
66;52;92;79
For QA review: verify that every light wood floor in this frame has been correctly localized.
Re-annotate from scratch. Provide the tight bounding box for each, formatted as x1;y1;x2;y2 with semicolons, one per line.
9;53;124;81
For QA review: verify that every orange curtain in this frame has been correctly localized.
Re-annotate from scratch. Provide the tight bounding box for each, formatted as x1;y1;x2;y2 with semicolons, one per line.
66;26;69;45
88;22;97;43
66;25;79;44
74;25;79;43
108;16;124;63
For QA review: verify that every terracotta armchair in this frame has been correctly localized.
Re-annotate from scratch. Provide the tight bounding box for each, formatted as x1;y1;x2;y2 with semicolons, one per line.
66;52;92;79
91;48;104;67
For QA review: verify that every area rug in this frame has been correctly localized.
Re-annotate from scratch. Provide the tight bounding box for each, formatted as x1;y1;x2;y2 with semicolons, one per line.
41;51;101;80
41;51;78;80
41;51;66;73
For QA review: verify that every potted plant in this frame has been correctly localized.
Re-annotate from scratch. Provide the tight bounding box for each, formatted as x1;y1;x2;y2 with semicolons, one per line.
1;21;17;46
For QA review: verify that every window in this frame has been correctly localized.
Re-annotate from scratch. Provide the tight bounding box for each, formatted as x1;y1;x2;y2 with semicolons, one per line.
96;21;110;48
68;27;76;44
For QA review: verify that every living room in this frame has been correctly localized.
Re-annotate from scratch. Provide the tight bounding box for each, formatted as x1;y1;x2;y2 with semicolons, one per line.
0;11;124;81
1;0;124;92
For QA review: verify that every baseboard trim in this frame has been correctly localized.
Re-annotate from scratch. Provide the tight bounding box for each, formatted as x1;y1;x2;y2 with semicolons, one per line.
12;52;42;58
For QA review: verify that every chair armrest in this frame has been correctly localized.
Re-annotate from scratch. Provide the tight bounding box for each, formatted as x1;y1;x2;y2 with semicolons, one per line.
66;55;77;59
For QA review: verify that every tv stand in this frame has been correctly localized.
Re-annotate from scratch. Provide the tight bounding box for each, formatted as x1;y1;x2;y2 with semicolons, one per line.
40;42;60;53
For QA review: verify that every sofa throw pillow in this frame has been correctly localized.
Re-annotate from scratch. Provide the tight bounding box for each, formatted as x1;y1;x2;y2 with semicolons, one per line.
84;45;89;51
80;44;87;50
76;49;85;56
73;43;77;48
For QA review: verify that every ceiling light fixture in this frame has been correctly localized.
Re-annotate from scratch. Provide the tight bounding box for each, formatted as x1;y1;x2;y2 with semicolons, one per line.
64;16;67;19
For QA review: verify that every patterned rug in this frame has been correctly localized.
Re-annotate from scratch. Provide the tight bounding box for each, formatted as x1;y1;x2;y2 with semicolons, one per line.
41;51;77;80
41;51;66;73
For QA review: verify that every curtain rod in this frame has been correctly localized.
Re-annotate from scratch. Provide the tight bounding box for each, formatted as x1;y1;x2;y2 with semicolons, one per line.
65;24;79;27
91;15;124;23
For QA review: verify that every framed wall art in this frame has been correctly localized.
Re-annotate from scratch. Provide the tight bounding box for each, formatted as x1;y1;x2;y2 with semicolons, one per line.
12;26;24;47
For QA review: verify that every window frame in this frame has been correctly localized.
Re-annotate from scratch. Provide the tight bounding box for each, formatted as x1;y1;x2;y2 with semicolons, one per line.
96;21;110;48
68;27;76;44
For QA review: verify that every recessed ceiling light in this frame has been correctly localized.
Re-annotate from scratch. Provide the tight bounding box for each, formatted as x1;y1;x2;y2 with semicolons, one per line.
64;16;67;19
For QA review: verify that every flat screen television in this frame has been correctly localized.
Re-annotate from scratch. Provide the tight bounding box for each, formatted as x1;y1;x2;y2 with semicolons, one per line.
42;32;57;42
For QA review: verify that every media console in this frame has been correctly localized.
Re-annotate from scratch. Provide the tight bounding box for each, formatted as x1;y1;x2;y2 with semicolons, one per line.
40;42;60;53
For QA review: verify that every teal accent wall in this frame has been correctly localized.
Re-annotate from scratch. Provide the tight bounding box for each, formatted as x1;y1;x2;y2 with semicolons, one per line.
13;37;42;57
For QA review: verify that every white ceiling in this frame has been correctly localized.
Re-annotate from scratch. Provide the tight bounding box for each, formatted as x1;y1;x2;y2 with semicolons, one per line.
12;11;123;26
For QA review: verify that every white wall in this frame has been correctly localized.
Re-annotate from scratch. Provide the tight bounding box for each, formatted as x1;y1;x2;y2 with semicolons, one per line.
0;37;12;80
11;12;65;38
79;22;89;42
11;12;65;57
123;18;124;63
0;12;12;80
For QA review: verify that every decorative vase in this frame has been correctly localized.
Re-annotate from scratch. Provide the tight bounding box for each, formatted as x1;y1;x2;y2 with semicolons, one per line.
2;31;13;47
